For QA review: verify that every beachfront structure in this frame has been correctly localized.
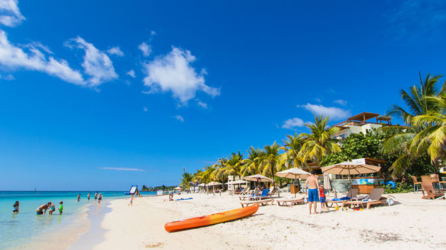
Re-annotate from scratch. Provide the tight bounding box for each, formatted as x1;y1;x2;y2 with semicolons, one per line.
330;112;392;139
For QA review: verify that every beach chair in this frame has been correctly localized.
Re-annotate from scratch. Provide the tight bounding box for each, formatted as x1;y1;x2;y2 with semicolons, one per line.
251;189;270;200
430;174;446;189
411;176;422;193
421;182;445;199
341;188;386;210
240;199;275;208
233;187;244;195
240;188;250;195
276;196;305;207
327;188;360;208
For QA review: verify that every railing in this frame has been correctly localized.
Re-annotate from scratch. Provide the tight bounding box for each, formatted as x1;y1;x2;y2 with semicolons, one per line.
332;120;387;127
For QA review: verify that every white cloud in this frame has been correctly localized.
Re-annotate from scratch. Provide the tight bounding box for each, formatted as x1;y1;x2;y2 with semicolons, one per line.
334;99;347;105
100;167;144;172
174;115;184;122
314;98;322;102
143;106;148;112
0;30;85;85
142;47;220;104
298;103;351;120
282;118;305;129
107;46;124;57
196;100;208;109
0;0;25;27
126;69;136;78
151;30;156;36
138;42;152;57
66;37;118;86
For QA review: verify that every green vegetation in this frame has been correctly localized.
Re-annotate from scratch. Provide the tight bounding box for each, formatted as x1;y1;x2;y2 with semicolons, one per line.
176;72;444;191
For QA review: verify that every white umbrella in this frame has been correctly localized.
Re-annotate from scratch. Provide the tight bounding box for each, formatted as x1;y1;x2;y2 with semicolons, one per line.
243;174;273;182
276;168;310;197
174;187;182;190
207;182;223;186
198;183;206;187
321;162;381;188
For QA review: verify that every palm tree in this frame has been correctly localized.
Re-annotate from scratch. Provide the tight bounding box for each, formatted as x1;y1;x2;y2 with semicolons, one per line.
241;147;265;176
198;165;215;194
180;172;193;190
410;93;446;170
280;133;307;169
383;73;445;176
299;115;341;167
223;152;244;181
260;142;284;185
388;72;444;125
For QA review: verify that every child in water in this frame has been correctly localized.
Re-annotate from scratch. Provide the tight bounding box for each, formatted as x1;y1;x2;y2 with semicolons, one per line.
13;201;19;213
49;202;56;215
59;201;63;215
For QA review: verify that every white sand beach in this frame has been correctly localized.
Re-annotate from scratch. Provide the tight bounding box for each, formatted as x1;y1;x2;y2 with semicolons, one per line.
92;193;446;250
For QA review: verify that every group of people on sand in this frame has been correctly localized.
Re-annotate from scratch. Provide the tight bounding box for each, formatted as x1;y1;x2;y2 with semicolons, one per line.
304;170;328;214
35;201;64;215
77;192;103;204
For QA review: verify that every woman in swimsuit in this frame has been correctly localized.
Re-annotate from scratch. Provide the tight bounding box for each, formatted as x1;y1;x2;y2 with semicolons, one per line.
13;201;19;213
36;202;51;215
98;193;103;204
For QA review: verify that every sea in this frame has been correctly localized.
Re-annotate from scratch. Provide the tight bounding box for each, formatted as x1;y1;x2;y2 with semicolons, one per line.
0;191;156;250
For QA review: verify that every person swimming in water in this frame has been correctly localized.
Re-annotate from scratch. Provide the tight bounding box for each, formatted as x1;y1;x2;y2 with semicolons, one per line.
48;202;56;215
36;202;51;215
13;201;19;213
59;201;63;215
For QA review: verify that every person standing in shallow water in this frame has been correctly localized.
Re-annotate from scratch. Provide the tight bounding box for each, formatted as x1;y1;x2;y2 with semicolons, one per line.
59;201;63;215
98;193;103;204
77;193;81;202
13;201;19;213
87;192;91;201
94;192;98;200
304;170;320;215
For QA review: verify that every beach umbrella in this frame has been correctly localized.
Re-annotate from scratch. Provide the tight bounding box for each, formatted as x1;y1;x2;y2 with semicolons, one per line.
243;174;273;182
174;187;182;190
207;182;222;186
276;168;310;197
321;162;381;188
323;173;332;190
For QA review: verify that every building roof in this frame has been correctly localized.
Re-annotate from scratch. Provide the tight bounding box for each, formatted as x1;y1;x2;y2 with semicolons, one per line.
347;112;379;121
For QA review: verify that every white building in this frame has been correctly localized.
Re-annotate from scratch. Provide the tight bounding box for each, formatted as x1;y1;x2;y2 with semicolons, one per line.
330;112;392;139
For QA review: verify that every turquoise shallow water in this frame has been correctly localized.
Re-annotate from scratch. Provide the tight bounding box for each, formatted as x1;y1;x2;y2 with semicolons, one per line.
0;191;155;249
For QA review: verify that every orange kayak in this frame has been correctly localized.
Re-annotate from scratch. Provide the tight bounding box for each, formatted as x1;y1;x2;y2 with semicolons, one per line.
164;204;259;232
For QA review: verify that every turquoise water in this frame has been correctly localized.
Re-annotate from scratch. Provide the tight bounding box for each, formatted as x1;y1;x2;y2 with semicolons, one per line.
0;191;155;249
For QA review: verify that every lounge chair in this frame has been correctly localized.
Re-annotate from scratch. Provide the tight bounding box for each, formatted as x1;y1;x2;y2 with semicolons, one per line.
251;189;270;200
240;188;250;195
411;176;422;193
327;188;360;208
234;187;244;195
341;188;386;210
421;182;445;199
276;197;305;207
240;199;275;207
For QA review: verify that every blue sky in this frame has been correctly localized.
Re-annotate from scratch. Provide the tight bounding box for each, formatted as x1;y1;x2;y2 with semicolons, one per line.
1;0;446;190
